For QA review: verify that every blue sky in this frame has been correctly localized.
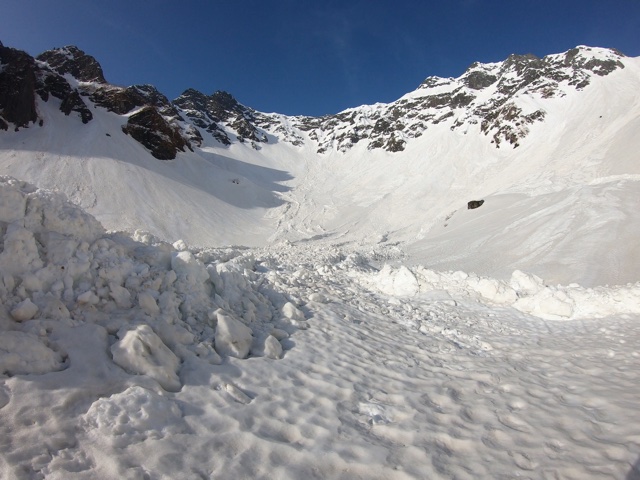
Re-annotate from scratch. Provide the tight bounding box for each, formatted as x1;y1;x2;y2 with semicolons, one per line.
2;0;639;116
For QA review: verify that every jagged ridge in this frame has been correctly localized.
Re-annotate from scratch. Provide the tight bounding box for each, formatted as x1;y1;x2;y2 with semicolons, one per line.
0;42;628;157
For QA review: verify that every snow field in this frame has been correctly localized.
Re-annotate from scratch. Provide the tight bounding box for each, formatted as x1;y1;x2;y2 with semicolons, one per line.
0;177;639;478
369;264;640;320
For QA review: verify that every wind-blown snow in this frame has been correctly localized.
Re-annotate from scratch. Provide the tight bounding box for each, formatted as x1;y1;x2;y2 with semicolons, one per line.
0;177;639;479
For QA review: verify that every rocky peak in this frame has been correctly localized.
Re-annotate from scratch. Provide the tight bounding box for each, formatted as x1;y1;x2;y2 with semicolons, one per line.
208;91;240;120
561;46;625;76
0;44;40;130
1;42;631;158
0;44;93;130
0;43;194;159
462;69;498;90
37;46;106;83
122;106;192;160
259;46;629;153
173;89;268;147
89;83;177;116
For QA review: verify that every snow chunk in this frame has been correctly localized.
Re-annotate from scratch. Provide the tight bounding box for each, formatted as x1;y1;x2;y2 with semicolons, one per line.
282;302;305;321
0;177;27;222
510;270;545;296
138;291;160;315
270;328;289;340
0;225;43;275
308;292;328;303
171;251;209;284
0;331;64;375
376;265;420;296
10;298;39;321
77;290;99;305
214;309;253;359
514;287;574;319
468;277;517;304
33;293;71;320
111;325;182;392
264;335;283;359
109;283;132;309
82;386;186;447
172;239;188;251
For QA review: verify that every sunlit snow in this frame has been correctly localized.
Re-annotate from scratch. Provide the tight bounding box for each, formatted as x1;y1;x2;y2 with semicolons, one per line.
1;47;639;479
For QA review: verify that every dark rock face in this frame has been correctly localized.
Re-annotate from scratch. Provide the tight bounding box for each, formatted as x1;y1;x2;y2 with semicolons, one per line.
0;43;195;159
467;200;485;210
122;106;191;160
174;89;268;147
0;44;39;129
0;42;630;158
90;84;180;117
0;44;94;129
37;46;106;83
37;71;93;123
463;68;498;90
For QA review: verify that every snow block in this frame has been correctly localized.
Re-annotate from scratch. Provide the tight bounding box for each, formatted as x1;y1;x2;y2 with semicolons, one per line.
514;288;574;319
282;302;305;321
77;290;99;305
0;177;27;222
109;282;132;309
171;251;209;284
82;386;186;447
214;310;253;359
111;325;182;392
376;265;420;296
0;225;44;275
470;277;517;304
510;270;545;296
0;331;64;375
264;335;283;359
138;291;160;315
10;298;39;321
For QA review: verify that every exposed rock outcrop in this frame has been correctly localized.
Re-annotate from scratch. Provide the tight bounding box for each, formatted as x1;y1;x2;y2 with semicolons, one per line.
0;44;93;129
36;70;93;123
0;42;630;158
0;44;39;129
122;106;192;160
174;89;268;147
36;46;106;84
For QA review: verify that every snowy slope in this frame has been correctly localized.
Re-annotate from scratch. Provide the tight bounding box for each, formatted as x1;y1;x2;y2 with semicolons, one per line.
1;46;639;287
0;178;639;479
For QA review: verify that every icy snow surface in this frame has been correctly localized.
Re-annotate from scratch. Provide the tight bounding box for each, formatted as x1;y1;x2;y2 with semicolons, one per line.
0;177;639;479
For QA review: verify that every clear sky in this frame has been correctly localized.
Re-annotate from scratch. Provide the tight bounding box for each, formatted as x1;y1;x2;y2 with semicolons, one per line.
2;0;639;116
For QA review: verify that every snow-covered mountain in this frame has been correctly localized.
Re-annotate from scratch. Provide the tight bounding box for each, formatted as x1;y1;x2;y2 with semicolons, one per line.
1;42;639;286
2;42;640;479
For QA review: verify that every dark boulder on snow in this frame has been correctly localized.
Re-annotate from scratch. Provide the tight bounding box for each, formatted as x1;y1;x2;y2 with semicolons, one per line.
122;106;192;160
37;46;107;84
467;200;485;210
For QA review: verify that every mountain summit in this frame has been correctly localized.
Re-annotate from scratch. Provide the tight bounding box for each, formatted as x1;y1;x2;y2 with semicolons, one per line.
0;43;627;155
0;42;638;285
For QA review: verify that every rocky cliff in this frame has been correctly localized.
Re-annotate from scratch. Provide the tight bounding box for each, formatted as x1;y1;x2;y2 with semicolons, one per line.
0;43;628;157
